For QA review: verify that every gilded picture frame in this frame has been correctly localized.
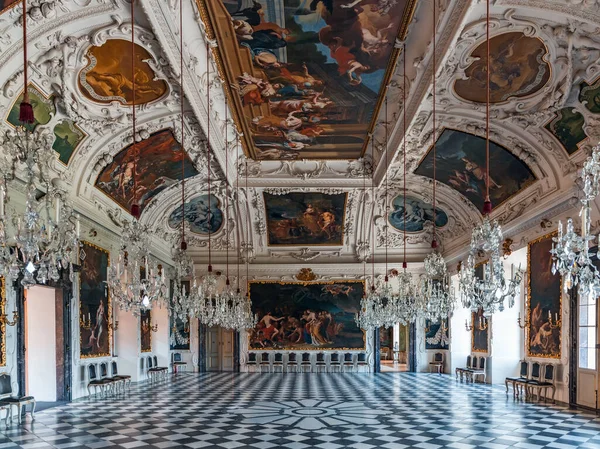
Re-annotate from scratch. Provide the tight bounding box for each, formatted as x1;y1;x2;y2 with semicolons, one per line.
471;309;490;354
248;279;366;351
140;309;152;353
0;277;6;367
79;241;112;359
527;231;562;359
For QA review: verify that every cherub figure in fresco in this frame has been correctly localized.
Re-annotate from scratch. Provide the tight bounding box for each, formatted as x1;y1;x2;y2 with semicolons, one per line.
461;157;503;189
448;169;479;195
360;23;394;57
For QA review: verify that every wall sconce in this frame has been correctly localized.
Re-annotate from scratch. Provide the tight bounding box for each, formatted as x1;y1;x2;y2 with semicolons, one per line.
517;312;529;329
108;320;119;331
80;313;92;330
548;311;561;329
465;319;473;331
477;315;488;331
0;311;18;326
150;323;159;333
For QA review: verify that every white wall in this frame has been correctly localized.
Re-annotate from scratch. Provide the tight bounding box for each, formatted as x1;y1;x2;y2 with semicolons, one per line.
26;286;57;401
450;273;475;375
153;306;170;369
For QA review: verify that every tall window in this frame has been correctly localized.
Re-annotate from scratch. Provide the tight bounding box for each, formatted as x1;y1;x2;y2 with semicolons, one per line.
579;294;597;370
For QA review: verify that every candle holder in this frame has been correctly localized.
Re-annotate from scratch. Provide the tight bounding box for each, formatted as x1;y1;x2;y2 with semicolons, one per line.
517;314;530;329
80;314;92;330
476;316;488;331
548;313;562;329
0;311;18;326
465;319;474;331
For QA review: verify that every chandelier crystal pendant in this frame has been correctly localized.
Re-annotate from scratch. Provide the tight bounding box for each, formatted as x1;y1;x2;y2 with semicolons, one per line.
551;142;600;297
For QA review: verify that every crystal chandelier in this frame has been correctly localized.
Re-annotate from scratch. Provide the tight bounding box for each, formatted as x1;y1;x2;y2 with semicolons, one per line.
421;252;455;322
459;218;523;314
395;271;425;325
458;0;522;315
551;142;600;297
170;246;195;321
108;219;167;314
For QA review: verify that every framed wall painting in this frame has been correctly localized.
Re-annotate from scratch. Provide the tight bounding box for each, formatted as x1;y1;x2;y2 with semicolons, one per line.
79;241;111;358
425;320;449;350
140;309;152;353
248;280;365;350
527;232;561;358
379;327;393;350
471;309;489;353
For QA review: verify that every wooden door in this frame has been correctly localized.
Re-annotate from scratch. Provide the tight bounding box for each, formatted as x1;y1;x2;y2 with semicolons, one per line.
206;327;220;371
221;329;234;371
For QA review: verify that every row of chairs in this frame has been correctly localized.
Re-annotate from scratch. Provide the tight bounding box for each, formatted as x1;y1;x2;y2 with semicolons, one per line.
88;361;131;396
0;373;35;426
247;352;369;373
141;355;168;382
506;361;556;402
455;355;487;383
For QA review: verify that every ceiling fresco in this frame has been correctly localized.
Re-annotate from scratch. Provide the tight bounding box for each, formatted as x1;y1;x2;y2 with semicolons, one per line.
264;192;347;246
0;1;18;13
388;195;448;233
168;194;224;234
414;129;536;212
79;39;168;106
6;85;55;132
52;120;86;165
201;0;417;161
579;78;600;113
454;32;550;104
544;108;587;155
95;129;198;215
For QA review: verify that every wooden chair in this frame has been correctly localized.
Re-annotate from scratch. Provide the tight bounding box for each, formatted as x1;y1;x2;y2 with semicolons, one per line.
99;362;117;394
357;353;368;371
315;353;327;373
259;352;271;373
300;352;312;373
0;374;22;426
429;352;444;374
381;347;390;360
273;353;284;373
171;353;188;374
527;364;556;403
246;352;258;372
87;364;111;397
455;355;472;380
330;353;341;372
111;361;131;391
468;357;487;383
518;362;541;399
287;353;298;373
342;353;355;372
505;361;529;397
151;355;168;379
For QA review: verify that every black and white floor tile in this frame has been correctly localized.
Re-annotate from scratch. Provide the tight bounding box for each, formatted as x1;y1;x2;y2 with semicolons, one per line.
0;372;599;448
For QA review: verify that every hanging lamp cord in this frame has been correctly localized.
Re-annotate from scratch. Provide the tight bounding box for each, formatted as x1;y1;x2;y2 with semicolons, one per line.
130;0;140;219
19;0;34;124
370;131;375;293
236;134;241;294
179;0;186;251
483;0;492;215
384;95;389;284
402;43;407;271
206;43;212;272
431;0;437;249
225;93;229;286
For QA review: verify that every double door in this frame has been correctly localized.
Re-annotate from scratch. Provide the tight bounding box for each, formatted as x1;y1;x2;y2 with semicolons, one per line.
206;327;234;371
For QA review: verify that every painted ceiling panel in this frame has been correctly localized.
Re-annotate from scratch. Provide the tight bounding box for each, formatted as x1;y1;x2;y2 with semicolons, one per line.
454;32;550;104
199;0;417;160
414;129;536;212
95;129;198;215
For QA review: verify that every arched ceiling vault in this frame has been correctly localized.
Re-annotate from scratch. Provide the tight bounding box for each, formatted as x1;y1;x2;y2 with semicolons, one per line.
0;0;596;269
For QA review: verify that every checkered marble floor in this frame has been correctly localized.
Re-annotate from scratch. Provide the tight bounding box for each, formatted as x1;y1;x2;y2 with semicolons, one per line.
1;372;599;448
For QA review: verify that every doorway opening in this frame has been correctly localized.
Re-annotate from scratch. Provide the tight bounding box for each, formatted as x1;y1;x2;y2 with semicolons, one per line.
381;323;410;373
206;327;235;371
23;285;69;403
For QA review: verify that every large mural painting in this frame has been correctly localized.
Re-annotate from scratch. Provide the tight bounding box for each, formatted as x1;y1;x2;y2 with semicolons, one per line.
471;309;489;353
249;280;365;350
80;242;111;358
168;194;224;234
95;129;198;215
200;0;418;160
527;232;561;358
415;129;536;212
389;195;448;233
454;32;550;104
264;192;346;246
79;39;168;105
